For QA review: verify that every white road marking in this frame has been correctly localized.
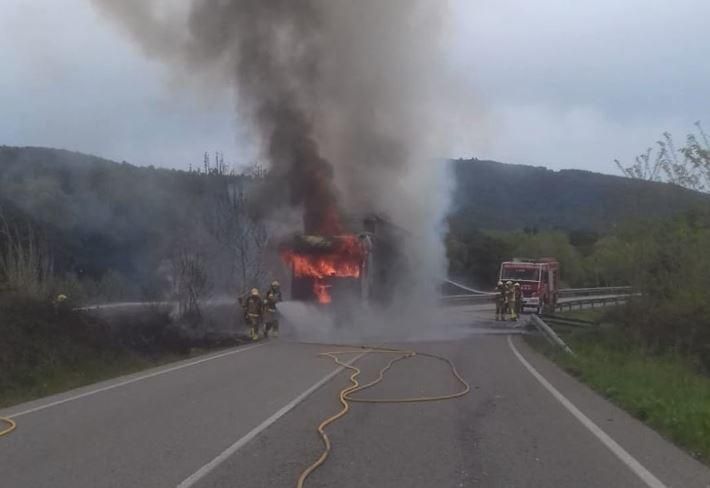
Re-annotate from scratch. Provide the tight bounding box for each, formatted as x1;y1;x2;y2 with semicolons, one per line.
507;335;668;488
7;343;267;419
176;351;368;488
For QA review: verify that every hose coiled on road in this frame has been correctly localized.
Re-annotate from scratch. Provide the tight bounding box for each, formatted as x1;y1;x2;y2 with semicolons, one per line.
296;346;470;487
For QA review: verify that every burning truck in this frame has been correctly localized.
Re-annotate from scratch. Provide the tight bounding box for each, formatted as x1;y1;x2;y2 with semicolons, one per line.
279;216;403;307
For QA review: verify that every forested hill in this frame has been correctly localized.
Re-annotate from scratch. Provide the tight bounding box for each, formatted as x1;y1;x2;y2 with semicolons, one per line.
3;147;707;239
450;158;709;231
1;146;708;298
0;145;260;299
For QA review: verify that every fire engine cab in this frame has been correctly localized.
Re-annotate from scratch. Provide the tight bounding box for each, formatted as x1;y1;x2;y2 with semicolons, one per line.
498;258;560;314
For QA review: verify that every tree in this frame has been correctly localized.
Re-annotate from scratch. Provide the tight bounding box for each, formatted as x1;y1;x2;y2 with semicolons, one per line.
505;231;585;286
446;225;513;287
616;122;710;192
206;174;269;293
171;243;210;324
584;235;638;287
0;209;53;298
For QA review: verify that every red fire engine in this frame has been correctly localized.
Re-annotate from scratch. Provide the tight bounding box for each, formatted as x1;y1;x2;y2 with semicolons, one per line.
498;258;560;314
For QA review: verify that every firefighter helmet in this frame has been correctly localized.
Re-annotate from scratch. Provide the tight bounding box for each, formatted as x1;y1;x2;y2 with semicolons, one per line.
514;282;520;288
271;281;280;288
250;288;259;297
497;281;503;286
506;280;513;286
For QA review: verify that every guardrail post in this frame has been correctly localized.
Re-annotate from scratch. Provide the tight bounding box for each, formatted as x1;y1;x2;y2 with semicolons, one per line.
530;315;575;356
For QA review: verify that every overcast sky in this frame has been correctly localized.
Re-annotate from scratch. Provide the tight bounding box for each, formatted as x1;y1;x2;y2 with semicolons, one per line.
1;0;708;173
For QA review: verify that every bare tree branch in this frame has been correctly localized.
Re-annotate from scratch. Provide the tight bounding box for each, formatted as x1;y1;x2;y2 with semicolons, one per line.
0;208;53;297
616;122;710;192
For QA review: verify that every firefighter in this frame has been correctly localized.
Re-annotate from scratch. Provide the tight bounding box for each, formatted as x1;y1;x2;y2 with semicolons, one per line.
264;280;282;338
495;281;506;321
52;293;68;314
505;280;517;321
242;288;263;341
514;282;522;319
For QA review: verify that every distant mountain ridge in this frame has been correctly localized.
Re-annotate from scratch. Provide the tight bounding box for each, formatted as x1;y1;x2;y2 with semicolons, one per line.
450;158;709;231
2;147;706;236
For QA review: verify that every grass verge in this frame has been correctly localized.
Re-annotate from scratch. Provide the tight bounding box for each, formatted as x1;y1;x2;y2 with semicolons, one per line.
0;352;189;409
527;313;710;463
0;295;234;410
551;308;606;322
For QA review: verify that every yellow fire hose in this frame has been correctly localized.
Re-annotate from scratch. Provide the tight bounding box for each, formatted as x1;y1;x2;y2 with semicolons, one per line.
296;346;470;487
0;417;16;438
0;344;469;488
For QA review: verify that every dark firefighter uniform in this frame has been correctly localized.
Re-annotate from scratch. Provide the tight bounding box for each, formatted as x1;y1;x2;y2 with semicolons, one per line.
242;288;263;341
495;281;506;321
264;281;282;338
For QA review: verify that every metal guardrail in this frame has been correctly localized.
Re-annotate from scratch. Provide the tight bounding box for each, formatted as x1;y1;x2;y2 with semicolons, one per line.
557;286;632;298
75;301;172;311
74;297;238;313
441;286;633;307
78;287;634;311
553;295;629;312
530;314;575;355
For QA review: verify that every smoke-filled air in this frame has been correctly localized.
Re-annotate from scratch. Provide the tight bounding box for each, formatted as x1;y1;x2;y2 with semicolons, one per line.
90;0;467;339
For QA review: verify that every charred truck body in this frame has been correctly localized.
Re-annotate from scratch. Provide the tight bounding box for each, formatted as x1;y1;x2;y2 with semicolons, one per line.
279;216;404;307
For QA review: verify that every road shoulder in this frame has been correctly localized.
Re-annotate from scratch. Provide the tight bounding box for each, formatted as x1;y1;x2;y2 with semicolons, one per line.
511;335;710;488
0;342;267;419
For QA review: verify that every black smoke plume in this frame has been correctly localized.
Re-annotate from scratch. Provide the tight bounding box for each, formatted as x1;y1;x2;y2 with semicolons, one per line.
91;0;468;310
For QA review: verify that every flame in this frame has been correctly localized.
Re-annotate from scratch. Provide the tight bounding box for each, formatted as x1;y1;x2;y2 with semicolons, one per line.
281;234;365;304
313;280;332;304
287;254;362;279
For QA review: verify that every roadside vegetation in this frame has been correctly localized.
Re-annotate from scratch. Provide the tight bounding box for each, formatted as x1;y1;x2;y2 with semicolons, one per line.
508;206;710;365
453;124;710;363
528;310;710;464
0;152;261;408
516;126;710;462
0;293;195;408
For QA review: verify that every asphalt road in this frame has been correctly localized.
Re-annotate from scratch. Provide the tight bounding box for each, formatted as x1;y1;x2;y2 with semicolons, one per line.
1;309;709;487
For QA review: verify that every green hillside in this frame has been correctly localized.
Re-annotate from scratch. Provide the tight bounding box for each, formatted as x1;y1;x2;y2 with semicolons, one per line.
450;158;709;232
